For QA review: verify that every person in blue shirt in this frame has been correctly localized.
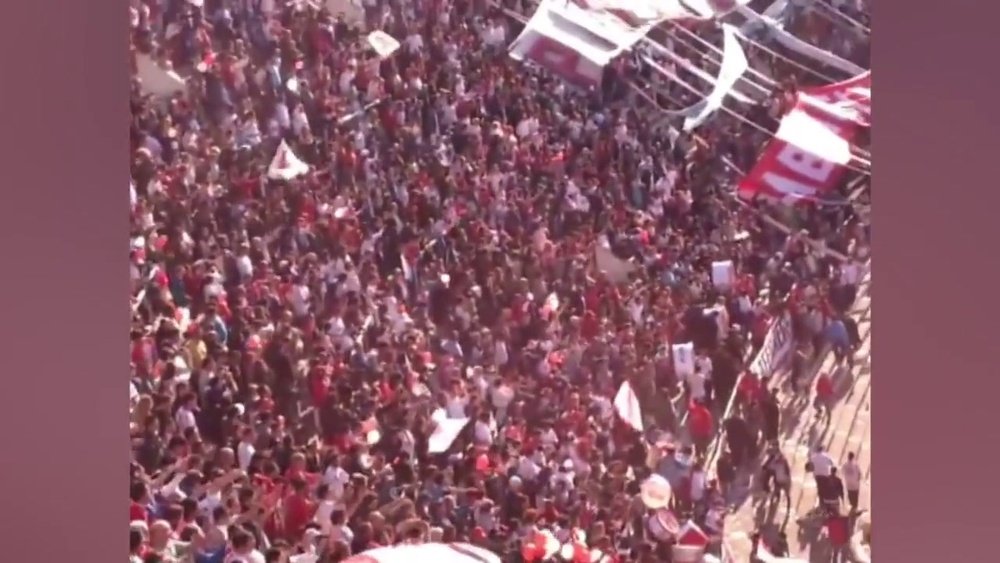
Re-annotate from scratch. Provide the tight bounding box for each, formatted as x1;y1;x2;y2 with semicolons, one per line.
824;315;854;369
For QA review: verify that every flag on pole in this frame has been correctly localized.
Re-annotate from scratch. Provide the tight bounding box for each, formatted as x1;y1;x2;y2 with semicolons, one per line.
614;381;643;431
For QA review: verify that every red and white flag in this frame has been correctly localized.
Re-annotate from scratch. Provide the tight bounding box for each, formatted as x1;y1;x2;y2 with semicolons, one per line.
613;381;643;431
738;76;870;204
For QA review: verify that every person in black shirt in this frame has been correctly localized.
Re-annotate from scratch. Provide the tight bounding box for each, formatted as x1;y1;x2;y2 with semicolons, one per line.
819;467;846;515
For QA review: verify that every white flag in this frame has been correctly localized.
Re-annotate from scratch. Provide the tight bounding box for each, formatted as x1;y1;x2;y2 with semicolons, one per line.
614;381;643;432
367;30;401;59
737;5;866;75
673;25;750;131
427;417;470;454
267;140;310;181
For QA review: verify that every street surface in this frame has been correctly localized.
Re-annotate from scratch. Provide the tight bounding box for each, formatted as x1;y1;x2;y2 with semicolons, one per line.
725;272;872;562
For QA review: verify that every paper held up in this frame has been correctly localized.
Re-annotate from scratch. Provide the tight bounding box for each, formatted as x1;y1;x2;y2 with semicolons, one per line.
267;140;310;181
427;417;470;454
367;30;401;59
671;342;695;377
711;260;735;289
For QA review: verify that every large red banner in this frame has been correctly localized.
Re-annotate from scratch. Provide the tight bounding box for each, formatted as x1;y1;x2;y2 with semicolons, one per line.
738;72;871;204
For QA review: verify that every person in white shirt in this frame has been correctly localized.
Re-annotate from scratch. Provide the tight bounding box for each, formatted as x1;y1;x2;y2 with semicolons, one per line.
236;428;255;471
809;446;836;494
841;452;863;512
175;393;198;433
226;527;265;563
685;364;708;402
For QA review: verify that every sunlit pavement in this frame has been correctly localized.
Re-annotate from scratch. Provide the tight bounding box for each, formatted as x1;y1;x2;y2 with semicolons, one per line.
725;275;871;562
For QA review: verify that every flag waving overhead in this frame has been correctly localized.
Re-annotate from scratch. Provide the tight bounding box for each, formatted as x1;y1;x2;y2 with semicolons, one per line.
800;71;872;127
737;5;866;75
509;0;708;86
664;24;750;131
267;140;309;181
614;381;644;431
738;83;866;204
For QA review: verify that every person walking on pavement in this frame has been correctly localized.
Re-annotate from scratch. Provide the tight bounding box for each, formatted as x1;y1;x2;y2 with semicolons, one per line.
808;445;836;493
842;452;863;513
760;444;791;510
760;388;781;444
818;467;846;516
724;415;755;467
825;315;855;369
814;371;835;424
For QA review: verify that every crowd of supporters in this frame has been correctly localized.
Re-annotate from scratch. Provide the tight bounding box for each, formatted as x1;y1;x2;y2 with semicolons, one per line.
129;0;870;561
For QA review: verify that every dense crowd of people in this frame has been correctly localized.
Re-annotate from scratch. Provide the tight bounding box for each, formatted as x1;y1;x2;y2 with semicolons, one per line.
129;0;870;562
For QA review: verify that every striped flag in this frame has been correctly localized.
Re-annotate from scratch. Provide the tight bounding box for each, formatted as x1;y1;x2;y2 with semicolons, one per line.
614;381;643;431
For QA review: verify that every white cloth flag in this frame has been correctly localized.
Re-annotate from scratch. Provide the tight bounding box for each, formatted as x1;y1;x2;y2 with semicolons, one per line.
737;5;866;75
508;0;612;86
509;0;706;85
668;25;749;131
614;381;643;432
267;140;310;181
427;417;470;454
739;0;790;37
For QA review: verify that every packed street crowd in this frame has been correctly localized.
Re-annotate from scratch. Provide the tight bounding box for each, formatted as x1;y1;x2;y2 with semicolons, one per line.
128;0;871;562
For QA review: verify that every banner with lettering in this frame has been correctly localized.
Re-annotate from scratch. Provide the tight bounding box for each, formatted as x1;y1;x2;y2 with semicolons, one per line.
508;0;703;86
736;76;869;204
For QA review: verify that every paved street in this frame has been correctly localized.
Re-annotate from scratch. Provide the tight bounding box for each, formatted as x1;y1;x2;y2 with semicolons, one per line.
725;274;872;562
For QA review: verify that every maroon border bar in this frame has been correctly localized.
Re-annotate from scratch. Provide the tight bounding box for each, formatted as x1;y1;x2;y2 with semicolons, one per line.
878;0;1000;560
0;0;123;560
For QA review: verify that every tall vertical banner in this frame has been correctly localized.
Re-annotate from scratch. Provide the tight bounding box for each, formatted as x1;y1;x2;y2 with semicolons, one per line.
738;72;871;204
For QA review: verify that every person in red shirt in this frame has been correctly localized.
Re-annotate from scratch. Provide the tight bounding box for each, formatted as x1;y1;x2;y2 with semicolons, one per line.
282;477;317;541
814;372;836;423
688;398;714;457
129;481;150;523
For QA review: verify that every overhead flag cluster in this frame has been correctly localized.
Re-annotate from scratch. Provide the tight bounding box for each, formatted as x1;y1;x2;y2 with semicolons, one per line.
504;0;871;207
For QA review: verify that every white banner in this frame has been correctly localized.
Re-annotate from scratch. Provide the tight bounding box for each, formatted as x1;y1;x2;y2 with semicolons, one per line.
667;24;749;131
508;1;608;86
748;313;794;378
737;5;866;75
509;0;696;86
